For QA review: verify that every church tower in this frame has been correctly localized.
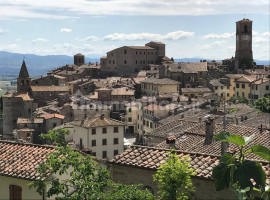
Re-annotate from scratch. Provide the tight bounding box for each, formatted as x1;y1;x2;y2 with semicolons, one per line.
235;18;253;70
17;60;31;93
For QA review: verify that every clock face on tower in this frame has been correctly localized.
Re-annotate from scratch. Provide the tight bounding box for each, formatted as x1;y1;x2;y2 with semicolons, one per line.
241;35;250;41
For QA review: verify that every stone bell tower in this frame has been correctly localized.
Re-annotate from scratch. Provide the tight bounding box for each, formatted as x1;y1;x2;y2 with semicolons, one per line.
17;60;31;93
235;18;253;70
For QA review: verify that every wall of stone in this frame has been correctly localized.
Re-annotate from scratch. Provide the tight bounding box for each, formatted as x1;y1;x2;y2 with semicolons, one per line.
110;164;236;200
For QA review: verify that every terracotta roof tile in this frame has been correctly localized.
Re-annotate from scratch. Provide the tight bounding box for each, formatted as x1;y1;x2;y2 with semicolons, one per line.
110;145;270;183
0;141;55;180
72;115;124;128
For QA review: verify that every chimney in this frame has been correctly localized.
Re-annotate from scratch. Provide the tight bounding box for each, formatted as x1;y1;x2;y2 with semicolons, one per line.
221;142;229;155
235;115;239;125
166;134;176;149
100;113;105;120
260;124;263;133
203;115;215;145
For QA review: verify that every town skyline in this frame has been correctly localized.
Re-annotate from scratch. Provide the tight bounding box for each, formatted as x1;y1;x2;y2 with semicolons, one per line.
0;0;269;60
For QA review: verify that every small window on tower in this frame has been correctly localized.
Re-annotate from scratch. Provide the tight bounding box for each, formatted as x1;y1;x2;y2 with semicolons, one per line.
244;25;248;33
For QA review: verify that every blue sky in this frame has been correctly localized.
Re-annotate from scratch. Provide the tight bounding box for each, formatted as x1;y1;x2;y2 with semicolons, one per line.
0;0;269;60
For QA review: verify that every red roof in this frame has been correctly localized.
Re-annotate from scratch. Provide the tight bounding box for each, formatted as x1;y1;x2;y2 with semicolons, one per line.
0;141;55;180
42;113;65;120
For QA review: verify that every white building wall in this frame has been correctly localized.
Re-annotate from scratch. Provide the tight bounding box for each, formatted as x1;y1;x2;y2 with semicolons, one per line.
0;176;43;200
73;125;124;159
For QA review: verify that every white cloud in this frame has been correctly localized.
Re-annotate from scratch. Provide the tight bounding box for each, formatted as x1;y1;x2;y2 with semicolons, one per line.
0;0;268;19
103;31;194;41
76;36;99;41
262;32;270;37
0;27;8;35
198;41;225;50
32;37;48;44
204;33;235;39
60;28;72;33
0;44;20;51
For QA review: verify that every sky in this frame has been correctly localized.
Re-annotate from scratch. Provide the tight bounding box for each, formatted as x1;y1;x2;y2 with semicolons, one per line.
0;0;269;60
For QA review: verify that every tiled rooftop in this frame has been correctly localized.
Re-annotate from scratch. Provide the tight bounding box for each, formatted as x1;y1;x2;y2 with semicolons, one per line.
42;113;65;120
31;86;70;92
72;115;124;128
141;78;180;85
111;87;135;96
109;145;270;183
146;119;203;138
17;117;44;124
181;87;212;93
0;141;55;180
155;123;270;162
164;62;208;73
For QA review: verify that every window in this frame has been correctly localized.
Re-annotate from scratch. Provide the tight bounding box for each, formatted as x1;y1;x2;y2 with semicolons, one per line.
227;93;229;97
102;151;107;158
113;60;115;64
236;83;239;88
236;91;239;96
124;49;127;54
215;86;218;90
136;51;137;55
114;138;119;145
244;25;248;33
92;128;96;135
128;108;132;112
136;60;137;64
242;92;245;97
92;140;96;147
113;127;118;133
242;84;245;89
266;85;269;90
150;122;153;128
9;185;22;200
256;85;258;90
53;123;57;128
102;128;107;134
114;150;119;156
128;117;132;122
92;152;96;156
102;139;107;145
221;86;223;90
124;60;127;64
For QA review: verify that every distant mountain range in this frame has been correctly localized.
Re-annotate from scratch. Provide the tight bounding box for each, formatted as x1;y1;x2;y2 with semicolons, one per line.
0;51;269;76
0;51;99;76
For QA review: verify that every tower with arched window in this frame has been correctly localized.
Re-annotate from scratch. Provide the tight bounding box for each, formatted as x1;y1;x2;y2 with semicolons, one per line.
235;18;253;70
17;60;31;93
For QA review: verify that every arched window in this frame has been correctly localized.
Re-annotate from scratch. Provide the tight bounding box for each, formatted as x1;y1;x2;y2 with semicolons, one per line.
21;80;24;86
244;25;248;33
124;49;127;54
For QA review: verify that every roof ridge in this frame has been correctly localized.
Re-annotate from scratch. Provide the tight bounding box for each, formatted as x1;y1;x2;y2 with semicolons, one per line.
0;140;55;149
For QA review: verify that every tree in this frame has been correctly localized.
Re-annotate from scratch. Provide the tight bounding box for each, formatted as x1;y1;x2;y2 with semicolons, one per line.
212;132;270;200
254;97;270;113
30;129;154;200
153;152;195;200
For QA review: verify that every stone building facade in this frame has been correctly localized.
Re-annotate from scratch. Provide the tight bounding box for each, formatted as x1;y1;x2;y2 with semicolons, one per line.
100;41;165;76
235;18;253;70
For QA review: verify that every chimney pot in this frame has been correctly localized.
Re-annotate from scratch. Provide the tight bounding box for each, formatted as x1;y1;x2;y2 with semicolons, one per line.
166;134;176;149
100;113;105;120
